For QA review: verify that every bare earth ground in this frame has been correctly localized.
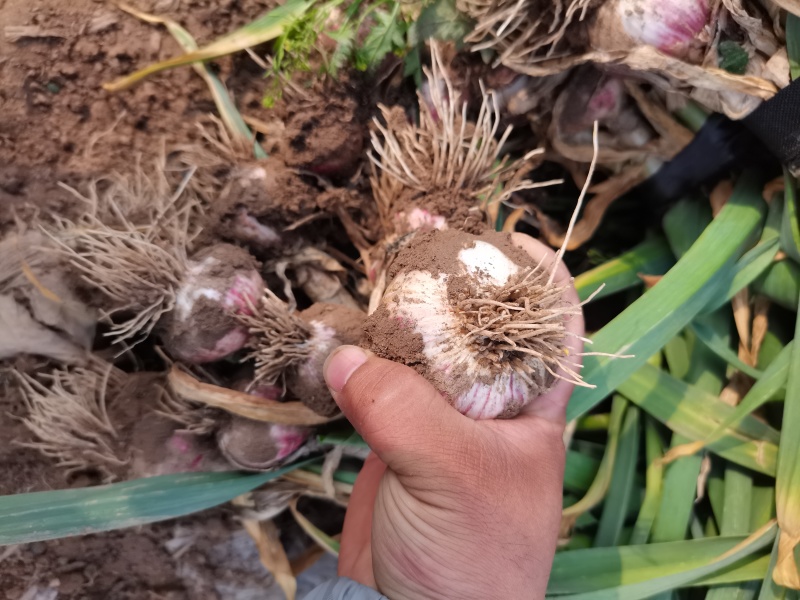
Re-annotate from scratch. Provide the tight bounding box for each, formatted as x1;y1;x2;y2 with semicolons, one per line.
0;0;339;596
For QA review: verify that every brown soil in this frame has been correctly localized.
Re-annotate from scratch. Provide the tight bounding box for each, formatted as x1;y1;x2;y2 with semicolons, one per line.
385;229;533;281
390;186;489;235
0;509;332;600
208;160;320;246
208;159;378;259
0;0;279;230
300;303;364;346
276;81;369;180
0;0;344;595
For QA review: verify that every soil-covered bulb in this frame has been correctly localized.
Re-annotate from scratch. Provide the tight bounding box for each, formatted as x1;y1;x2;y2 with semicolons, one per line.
163;243;264;364
288;304;364;416
364;229;577;419
216;415;309;471
243;299;365;417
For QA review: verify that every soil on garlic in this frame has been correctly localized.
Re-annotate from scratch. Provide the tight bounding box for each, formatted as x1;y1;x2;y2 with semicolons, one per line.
161;243;262;364
209;160;319;247
242;299;365;416
388;186;489;236
208;159;378;254
364;229;569;417
290;303;365;416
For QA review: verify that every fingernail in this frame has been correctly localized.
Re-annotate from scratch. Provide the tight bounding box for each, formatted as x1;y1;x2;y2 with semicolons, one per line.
323;345;369;393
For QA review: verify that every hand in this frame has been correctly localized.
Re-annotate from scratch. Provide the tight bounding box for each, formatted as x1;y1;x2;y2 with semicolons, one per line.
323;233;584;600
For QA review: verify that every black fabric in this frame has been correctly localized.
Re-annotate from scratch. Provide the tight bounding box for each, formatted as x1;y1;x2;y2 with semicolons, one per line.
623;79;800;226
624;113;775;225
636;113;773;223
744;78;800;173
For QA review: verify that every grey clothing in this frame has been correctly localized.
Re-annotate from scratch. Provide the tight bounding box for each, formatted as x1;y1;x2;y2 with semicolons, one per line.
304;577;389;599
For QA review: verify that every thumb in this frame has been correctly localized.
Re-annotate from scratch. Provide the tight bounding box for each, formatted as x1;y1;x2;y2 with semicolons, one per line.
323;345;473;472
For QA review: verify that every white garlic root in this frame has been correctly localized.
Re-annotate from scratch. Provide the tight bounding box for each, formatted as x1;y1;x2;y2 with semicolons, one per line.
369;44;548;239
45;160;266;362
456;0;592;69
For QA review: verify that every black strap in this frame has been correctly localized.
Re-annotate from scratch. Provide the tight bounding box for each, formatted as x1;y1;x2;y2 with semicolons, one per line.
743;77;800;174
628;81;800;224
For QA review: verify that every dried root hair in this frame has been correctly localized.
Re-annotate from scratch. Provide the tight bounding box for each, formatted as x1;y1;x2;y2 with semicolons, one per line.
369;44;550;223
15;361;129;482
457;259;590;388
238;290;313;386
456;0;595;69
460;120;625;391
45;152;202;346
155;383;218;436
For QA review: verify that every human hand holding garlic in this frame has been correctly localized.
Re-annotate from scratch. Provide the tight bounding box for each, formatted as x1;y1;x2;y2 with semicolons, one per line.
321;233;584;600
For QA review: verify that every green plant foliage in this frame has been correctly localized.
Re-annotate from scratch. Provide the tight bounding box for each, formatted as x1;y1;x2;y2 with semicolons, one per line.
567;173;767;421
0;460;313;545
411;0;473;47
718;40;749;75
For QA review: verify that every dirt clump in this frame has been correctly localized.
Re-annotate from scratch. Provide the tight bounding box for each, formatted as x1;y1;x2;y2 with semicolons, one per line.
271;78;371;181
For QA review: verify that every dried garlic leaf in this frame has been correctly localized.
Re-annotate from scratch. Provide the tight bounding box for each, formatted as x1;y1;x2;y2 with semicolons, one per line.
513;46;778;101
0;295;86;363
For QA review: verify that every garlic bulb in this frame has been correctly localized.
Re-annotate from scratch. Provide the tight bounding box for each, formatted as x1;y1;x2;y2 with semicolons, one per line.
242;296;365;416
163;243;264;364
217;416;309;471
364;229;582;419
130;414;230;478
589;0;711;60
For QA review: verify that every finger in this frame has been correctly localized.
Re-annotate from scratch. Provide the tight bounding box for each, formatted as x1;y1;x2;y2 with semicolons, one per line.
510;233;585;424
338;453;386;588
323;346;474;472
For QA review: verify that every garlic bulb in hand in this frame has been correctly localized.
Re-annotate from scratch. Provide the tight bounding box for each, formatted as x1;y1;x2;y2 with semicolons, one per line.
363;229;584;419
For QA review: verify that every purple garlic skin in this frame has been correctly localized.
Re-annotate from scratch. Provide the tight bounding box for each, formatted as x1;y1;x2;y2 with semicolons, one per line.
164;243;263;364
129;414;230;478
395;207;448;235
217;415;309;471
591;0;710;60
230;206;283;249
620;0;710;58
